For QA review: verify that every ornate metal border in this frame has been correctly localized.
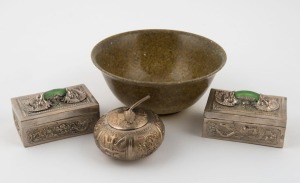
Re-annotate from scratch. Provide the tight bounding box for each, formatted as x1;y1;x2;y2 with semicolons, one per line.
205;120;283;146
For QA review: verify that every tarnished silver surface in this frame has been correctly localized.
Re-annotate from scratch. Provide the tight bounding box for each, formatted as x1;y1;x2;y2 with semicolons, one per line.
11;84;100;147
256;95;280;112
94;96;165;161
215;90;237;107
203;88;287;148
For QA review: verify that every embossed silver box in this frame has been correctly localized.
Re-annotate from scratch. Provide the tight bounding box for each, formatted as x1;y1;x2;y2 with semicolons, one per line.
11;84;100;147
203;88;287;148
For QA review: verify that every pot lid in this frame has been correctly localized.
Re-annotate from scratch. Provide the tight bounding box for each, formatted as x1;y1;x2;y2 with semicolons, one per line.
106;95;151;130
106;107;149;130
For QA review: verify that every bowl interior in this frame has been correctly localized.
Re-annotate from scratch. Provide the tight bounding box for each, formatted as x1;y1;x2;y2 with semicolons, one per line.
92;30;226;83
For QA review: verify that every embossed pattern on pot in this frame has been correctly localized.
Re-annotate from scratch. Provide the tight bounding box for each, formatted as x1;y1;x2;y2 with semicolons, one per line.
94;99;165;161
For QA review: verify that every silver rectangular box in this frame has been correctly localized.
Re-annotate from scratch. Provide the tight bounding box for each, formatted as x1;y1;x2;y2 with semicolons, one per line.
203;88;287;148
11;84;100;147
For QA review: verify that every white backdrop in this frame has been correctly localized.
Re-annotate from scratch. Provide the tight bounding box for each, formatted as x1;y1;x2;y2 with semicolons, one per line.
0;1;299;183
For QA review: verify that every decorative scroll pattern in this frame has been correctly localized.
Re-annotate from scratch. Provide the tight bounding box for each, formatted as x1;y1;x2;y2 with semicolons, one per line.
26;117;98;144
205;120;282;145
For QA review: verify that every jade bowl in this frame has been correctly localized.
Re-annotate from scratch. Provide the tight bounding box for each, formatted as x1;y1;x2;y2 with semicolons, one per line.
91;30;226;114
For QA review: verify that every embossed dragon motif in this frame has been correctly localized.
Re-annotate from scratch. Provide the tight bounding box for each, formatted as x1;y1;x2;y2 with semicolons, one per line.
206;120;281;145
215;90;280;112
23;87;87;113
27;118;95;144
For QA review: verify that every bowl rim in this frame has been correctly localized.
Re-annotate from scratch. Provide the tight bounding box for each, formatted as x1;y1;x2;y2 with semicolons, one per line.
91;29;227;85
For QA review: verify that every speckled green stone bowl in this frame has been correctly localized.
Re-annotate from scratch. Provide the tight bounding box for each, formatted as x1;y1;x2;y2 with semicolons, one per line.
91;30;226;114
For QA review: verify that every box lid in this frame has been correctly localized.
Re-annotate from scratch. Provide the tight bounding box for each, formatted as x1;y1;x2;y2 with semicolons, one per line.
11;84;99;127
204;89;287;127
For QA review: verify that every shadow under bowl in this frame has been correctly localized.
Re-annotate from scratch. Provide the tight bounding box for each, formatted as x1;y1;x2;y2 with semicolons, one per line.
91;29;226;114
